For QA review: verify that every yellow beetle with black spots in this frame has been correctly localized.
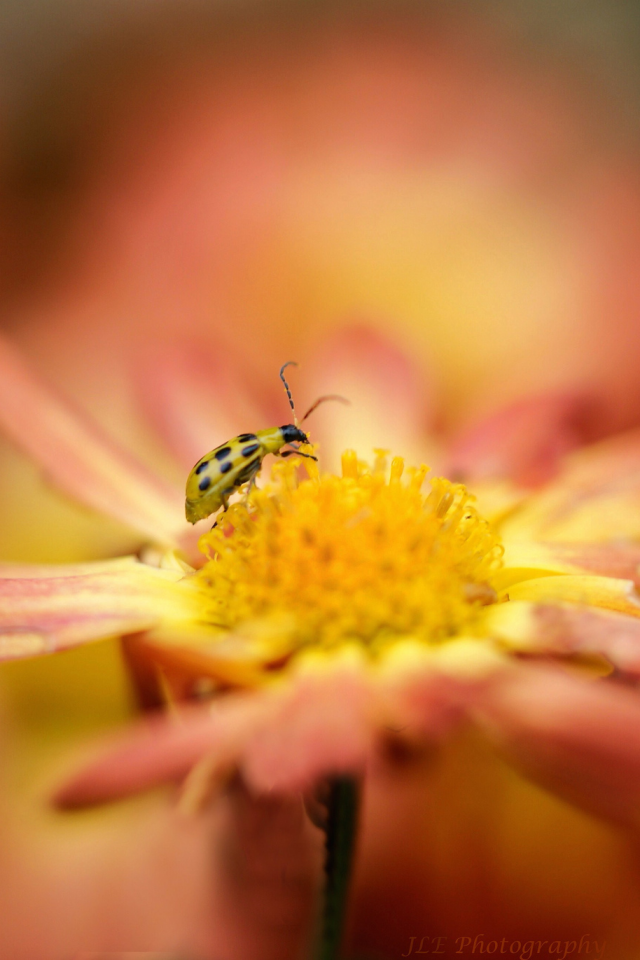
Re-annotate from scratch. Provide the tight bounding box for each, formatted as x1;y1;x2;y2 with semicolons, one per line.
185;362;347;524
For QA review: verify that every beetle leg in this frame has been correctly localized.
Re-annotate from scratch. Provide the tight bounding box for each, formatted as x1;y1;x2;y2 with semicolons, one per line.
242;468;260;505
276;442;301;454
211;495;230;530
242;476;256;505
234;458;261;507
280;448;318;461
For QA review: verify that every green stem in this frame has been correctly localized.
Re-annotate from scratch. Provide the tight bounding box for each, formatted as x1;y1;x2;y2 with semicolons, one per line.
315;777;361;960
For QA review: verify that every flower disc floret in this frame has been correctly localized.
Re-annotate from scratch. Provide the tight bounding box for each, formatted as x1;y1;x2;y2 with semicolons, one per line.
195;450;504;660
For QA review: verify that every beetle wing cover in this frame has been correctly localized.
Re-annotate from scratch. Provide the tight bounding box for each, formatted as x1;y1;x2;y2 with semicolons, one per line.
185;436;266;523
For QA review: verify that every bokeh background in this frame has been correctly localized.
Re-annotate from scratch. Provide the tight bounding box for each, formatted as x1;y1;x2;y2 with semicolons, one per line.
2;2;640;957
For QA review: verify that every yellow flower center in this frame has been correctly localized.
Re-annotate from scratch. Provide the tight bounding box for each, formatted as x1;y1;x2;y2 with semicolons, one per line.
195;450;503;662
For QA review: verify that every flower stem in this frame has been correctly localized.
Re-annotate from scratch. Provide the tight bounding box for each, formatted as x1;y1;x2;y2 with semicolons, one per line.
316;776;361;960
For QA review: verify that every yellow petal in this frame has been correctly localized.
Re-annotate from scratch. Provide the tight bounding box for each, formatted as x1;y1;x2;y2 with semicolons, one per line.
508;575;640;618
496;541;578;591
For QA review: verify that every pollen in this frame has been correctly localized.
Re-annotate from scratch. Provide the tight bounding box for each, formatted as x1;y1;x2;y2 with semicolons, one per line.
195;451;504;663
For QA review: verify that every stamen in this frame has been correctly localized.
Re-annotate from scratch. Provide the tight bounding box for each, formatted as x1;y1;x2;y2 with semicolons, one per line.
341;450;359;480
390;457;404;483
195;452;504;668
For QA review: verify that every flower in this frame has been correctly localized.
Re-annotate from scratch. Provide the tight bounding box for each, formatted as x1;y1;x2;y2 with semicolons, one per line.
2;325;640;833
7;325;640;957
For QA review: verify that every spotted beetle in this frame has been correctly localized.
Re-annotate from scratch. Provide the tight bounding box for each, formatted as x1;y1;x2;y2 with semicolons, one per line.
185;362;347;524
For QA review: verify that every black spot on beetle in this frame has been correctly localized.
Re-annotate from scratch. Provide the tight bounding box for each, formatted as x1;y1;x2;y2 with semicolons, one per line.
214;446;232;460
198;476;211;491
220;461;233;474
195;461;209;474
237;433;257;442
242;443;260;457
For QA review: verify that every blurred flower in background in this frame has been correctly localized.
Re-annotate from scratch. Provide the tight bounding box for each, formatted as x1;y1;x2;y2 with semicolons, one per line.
3;0;640;958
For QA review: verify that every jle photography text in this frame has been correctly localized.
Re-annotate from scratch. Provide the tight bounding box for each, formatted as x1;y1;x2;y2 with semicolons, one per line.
401;935;606;959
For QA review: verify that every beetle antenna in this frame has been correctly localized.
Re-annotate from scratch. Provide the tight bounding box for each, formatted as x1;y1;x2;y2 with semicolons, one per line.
279;361;299;425
300;394;350;423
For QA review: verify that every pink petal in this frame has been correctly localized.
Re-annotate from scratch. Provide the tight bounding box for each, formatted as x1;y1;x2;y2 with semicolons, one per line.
305;325;434;471
55;654;375;807
382;669;488;740
0;335;184;543
241;657;374;792
54;703;251;808
474;664;640;825
503;427;640;542
445;392;602;487
487;594;640;678
135;339;270;471
377;642;506;744
532;603;640;677
0;557;186;658
540;541;640;585
501;540;640;587
54;643;512;809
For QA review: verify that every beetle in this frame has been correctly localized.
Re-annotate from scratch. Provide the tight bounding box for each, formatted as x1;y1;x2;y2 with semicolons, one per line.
185;362;347;524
